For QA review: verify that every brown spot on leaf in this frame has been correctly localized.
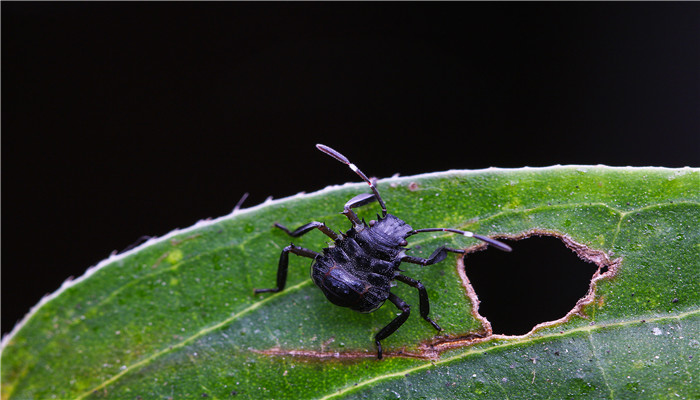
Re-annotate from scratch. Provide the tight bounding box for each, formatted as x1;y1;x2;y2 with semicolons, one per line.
251;347;434;360
170;233;202;246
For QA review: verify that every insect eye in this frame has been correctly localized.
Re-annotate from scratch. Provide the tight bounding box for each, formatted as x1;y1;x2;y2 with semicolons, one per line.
369;220;376;226
399;239;408;246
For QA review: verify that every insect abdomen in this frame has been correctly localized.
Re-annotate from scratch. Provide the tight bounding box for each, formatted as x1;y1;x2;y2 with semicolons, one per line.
312;243;393;313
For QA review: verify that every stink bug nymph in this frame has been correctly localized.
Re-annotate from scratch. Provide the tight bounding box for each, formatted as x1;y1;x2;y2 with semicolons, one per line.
255;144;512;359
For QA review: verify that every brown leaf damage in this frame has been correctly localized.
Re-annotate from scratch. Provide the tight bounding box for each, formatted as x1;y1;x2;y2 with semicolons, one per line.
427;230;620;355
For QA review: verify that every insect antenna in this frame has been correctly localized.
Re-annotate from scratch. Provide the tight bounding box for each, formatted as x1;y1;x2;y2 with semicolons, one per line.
316;144;388;217
408;228;512;252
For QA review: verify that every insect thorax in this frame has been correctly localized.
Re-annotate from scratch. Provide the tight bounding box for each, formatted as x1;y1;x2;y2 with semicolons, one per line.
350;214;413;260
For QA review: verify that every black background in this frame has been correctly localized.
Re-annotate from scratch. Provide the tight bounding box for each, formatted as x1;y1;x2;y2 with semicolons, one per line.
3;3;699;335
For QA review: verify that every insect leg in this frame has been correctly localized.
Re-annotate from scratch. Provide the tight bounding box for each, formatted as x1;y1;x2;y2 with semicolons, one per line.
254;244;320;294
374;293;411;360
344;192;377;210
401;246;465;266
395;274;441;331
274;221;340;240
341;192;376;225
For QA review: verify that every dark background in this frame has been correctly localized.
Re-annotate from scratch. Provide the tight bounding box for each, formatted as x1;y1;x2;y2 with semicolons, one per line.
3;3;699;336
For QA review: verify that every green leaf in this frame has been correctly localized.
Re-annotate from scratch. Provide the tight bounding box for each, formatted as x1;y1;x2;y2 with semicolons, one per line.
2;166;698;399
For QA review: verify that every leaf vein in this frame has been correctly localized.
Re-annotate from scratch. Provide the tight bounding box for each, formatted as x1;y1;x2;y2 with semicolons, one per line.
586;330;615;399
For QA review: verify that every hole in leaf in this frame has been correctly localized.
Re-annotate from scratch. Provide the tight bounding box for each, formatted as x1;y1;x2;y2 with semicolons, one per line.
465;236;599;336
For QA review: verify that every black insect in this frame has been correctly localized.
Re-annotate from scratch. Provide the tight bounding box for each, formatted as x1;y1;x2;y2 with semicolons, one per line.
255;144;512;359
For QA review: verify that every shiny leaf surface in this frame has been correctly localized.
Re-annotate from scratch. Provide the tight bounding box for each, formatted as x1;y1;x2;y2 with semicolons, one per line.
2;166;698;399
